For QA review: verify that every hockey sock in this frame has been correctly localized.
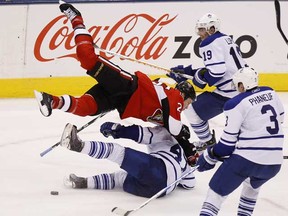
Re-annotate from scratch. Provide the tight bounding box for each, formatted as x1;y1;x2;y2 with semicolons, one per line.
51;96;62;109
57;94;98;116
74;33;98;71
200;188;226;216
81;141;125;165
71;16;84;29
87;173;115;190
191;120;212;142
237;180;260;216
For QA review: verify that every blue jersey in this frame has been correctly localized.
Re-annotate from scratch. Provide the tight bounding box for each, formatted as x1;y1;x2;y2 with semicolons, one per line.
214;86;285;165
199;32;247;98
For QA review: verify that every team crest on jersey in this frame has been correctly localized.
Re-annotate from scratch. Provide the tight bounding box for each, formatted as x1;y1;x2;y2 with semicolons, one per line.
146;109;163;125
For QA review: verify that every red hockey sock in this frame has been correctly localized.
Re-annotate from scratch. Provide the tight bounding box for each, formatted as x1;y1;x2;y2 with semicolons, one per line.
75;35;98;71
67;94;98;116
71;16;84;29
51;96;61;109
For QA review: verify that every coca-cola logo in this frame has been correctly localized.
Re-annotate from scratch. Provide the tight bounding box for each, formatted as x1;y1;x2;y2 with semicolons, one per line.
34;14;177;62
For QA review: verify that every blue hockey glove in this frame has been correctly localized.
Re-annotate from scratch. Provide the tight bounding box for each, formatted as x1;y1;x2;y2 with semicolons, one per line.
196;146;218;172
168;65;195;83
100;122;121;139
167;71;187;83
170;65;185;73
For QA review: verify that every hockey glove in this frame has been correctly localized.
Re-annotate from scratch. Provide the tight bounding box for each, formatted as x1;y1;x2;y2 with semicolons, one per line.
192;68;209;89
100;122;121;139
196;146;218;172
168;65;195;83
176;124;191;140
167;72;187;83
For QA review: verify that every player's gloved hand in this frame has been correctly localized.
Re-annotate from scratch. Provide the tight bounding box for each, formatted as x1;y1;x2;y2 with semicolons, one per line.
187;152;199;167
176;124;191;140
196;146;218;172
167;71;187;83
167;65;194;83
100;122;121;139
170;65;186;74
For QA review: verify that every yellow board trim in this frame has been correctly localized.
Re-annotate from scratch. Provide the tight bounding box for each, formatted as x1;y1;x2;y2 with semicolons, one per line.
0;73;287;98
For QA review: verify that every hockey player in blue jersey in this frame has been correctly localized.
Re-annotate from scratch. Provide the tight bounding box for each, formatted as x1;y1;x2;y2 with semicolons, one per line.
60;121;196;198
196;67;285;216
168;13;248;150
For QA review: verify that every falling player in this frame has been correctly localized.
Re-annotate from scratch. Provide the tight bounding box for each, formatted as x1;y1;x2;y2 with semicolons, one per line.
168;13;248;150
34;2;201;165
60;121;196;198
196;67;285;215
34;2;196;143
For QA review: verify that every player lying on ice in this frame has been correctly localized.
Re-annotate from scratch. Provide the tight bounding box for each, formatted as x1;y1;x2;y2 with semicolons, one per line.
60;121;196;198
196;67;285;216
34;2;200;164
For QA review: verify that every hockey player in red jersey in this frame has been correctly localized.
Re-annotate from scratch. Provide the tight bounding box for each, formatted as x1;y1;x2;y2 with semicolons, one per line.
34;3;196;141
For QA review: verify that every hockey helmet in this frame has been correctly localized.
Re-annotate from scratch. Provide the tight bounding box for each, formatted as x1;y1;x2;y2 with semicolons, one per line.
232;67;259;91
176;81;196;101
195;13;220;34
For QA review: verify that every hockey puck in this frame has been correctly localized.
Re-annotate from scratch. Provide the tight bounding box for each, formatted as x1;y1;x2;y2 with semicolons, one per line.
50;191;59;195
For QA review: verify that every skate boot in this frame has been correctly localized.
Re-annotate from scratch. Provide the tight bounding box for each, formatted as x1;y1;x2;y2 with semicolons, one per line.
69;174;87;189
34;90;53;117
59;2;81;22
60;123;84;152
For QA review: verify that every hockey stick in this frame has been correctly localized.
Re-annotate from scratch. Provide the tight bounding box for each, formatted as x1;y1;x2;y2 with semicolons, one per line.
94;44;194;80
284;156;288;159
39;111;108;157
111;165;198;216
274;0;288;45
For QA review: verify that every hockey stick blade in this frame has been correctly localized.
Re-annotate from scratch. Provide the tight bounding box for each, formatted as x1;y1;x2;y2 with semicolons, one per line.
39;111;108;157
112;207;133;216
284;156;288;159
274;0;288;45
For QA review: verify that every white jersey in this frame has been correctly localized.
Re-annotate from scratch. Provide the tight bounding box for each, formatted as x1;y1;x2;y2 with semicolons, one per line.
135;125;196;193
200;32;247;98
219;86;285;165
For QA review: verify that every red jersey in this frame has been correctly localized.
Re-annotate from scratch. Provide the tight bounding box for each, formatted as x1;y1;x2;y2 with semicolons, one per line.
121;71;185;137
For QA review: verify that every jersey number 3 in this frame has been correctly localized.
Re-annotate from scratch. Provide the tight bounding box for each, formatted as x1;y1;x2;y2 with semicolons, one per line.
261;104;279;135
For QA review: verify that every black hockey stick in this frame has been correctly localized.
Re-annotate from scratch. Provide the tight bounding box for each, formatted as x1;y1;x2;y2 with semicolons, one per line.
39;111;108;157
275;0;288;45
112;166;198;216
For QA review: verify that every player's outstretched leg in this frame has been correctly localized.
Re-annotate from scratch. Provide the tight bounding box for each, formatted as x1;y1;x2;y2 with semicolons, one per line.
34;90;53;117
60;123;84;152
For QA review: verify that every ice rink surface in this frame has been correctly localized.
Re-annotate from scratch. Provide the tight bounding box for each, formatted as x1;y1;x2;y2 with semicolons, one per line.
0;93;287;216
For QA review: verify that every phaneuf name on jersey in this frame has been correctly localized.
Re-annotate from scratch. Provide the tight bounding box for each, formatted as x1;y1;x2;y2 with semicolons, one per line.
248;92;273;106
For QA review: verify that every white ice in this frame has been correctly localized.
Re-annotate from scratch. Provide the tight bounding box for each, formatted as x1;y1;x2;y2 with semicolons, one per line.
0;93;287;216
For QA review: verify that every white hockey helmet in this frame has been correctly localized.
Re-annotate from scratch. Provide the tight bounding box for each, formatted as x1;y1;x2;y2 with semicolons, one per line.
232;67;259;91
195;13;220;34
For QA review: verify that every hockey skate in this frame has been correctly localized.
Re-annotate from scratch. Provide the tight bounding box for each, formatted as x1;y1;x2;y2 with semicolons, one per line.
60;123;84;152
193;130;216;152
64;174;87;189
34;90;53;117
59;2;81;21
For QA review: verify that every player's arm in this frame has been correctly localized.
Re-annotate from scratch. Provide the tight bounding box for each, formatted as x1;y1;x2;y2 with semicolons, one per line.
100;122;175;145
193;43;227;88
196;102;242;172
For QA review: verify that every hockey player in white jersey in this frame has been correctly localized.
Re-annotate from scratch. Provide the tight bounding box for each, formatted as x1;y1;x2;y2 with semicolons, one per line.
196;67;285;216
60;121;196;198
168;13;248;150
